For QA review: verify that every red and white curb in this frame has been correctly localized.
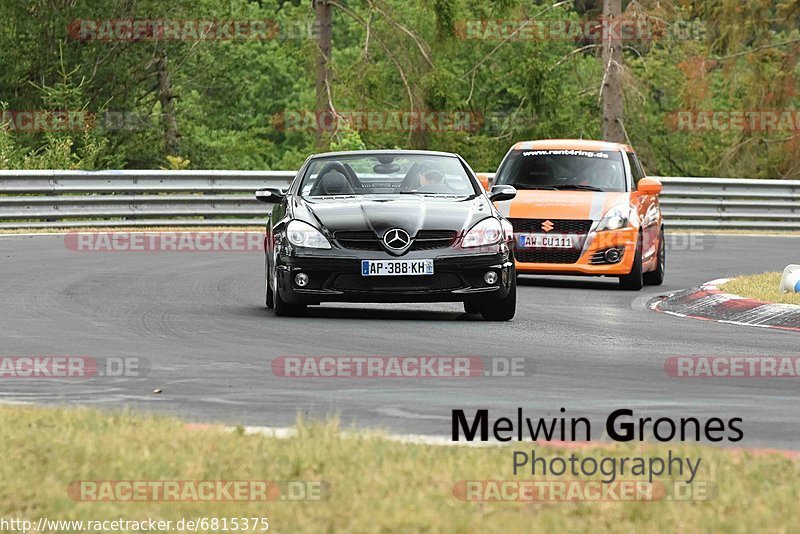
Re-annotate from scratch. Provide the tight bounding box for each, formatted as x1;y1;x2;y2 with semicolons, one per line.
649;278;800;332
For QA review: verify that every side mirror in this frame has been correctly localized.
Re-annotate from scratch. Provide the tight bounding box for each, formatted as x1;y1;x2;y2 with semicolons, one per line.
476;173;491;191
489;185;517;202
637;177;662;196
255;188;286;203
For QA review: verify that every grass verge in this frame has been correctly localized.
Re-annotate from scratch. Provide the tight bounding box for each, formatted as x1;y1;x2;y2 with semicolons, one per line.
721;272;800;305
1;405;799;532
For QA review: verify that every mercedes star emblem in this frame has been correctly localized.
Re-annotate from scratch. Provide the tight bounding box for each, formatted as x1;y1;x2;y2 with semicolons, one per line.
383;228;411;250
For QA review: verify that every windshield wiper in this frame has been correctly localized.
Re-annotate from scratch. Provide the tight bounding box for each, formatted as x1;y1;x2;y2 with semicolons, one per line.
398;191;459;195
510;185;558;190
552;184;605;192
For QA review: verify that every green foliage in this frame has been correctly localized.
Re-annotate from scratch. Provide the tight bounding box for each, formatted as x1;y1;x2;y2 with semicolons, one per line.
0;0;796;177
161;155;191;170
329;127;367;152
0;75;117;173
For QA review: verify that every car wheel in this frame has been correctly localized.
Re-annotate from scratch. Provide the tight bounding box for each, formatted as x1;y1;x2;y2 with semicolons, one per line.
265;259;274;309
619;233;644;290
463;301;481;314
480;274;516;321
273;281;306;317
643;228;665;286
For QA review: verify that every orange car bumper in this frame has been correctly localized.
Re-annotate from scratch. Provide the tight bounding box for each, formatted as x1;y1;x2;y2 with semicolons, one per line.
515;227;639;276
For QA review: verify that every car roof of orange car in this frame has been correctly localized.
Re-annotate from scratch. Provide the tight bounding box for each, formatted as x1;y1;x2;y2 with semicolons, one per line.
511;139;634;152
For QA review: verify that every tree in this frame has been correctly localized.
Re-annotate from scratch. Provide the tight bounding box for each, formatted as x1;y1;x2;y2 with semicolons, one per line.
314;0;333;148
601;0;624;143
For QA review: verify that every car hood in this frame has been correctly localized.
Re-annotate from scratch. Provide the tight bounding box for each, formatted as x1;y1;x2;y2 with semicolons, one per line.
295;194;493;236
494;190;631;221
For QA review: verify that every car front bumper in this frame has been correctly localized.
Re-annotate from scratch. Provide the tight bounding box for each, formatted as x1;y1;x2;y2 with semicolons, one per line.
514;227;639;276
276;248;514;304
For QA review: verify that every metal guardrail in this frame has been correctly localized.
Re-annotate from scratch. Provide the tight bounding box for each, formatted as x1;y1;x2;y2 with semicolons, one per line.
656;177;800;230
0;170;294;228
0;170;798;230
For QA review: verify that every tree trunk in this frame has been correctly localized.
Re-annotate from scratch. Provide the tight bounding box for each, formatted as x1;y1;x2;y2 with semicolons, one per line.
315;0;333;148
410;89;431;150
156;53;180;156
601;0;625;143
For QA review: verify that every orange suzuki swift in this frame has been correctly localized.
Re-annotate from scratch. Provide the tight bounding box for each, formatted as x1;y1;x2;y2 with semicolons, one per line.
482;139;664;290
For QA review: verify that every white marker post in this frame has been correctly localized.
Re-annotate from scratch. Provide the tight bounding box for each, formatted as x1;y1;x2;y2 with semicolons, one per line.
780;265;800;293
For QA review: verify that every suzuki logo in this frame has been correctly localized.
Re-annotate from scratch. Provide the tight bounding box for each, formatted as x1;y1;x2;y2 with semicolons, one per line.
383;228;411;250
541;220;554;232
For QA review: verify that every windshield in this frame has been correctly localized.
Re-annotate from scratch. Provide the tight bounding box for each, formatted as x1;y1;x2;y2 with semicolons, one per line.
298;154;479;197
494;149;626;192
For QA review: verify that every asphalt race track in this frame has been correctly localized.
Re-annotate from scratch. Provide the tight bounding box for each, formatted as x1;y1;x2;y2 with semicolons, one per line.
2;233;799;449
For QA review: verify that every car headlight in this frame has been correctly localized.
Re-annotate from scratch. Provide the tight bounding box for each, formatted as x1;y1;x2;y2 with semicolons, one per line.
462;218;503;248
596;203;635;232
286;220;331;249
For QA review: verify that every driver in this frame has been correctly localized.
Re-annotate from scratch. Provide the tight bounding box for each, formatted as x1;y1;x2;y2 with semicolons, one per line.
416;168;450;193
577;161;617;189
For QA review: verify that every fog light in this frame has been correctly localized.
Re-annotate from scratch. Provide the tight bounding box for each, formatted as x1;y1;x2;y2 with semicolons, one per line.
295;273;309;287
604;248;622;263
484;271;498;285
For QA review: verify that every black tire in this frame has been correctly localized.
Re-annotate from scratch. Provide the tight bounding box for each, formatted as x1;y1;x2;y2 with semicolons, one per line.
463;301;481;314
273;281;306;317
480;274;516;321
265;259;274;309
266;282;274;308
619;234;644;290
643;228;666;286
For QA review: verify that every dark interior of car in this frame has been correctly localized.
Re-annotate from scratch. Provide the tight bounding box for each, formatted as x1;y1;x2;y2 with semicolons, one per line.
305;158;473;196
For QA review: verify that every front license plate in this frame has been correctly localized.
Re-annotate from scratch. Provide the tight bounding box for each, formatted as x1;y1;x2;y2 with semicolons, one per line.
361;259;434;276
518;234;573;249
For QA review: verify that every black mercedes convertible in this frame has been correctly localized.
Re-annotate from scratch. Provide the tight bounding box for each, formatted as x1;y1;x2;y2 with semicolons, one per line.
255;150;517;320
